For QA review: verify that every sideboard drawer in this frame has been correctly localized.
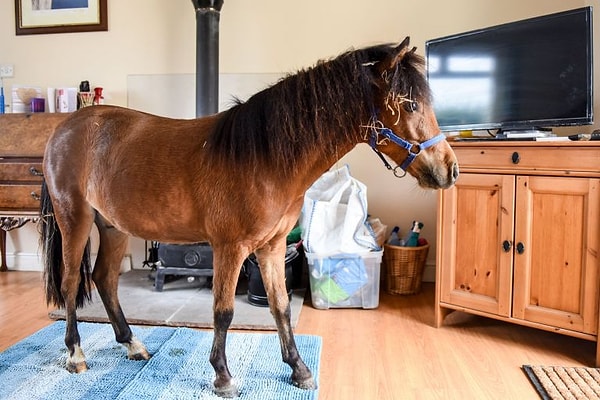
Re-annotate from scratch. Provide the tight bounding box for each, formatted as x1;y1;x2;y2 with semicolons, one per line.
452;143;600;176
0;184;41;211
0;161;43;182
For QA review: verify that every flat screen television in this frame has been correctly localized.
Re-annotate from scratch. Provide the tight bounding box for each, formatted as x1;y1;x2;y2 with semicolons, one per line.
426;7;593;133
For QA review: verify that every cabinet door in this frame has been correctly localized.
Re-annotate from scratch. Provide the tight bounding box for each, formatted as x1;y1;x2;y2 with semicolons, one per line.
513;176;599;334
439;173;515;317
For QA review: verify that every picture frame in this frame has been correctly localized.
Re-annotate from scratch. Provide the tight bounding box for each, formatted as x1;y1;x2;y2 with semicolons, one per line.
15;0;108;35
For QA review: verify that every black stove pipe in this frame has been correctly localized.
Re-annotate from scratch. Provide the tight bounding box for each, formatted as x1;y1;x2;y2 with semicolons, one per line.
191;0;224;117
148;2;225;276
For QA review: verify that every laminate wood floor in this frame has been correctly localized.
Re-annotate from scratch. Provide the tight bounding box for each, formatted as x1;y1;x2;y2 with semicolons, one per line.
1;271;594;399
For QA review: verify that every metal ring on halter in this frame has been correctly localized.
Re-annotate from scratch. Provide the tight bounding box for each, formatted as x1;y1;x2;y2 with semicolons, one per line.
393;166;407;178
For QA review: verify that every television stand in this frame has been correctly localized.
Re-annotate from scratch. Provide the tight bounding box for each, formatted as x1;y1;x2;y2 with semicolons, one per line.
436;140;600;366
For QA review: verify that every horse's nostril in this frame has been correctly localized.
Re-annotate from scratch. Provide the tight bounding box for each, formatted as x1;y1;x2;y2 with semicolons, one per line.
452;163;460;181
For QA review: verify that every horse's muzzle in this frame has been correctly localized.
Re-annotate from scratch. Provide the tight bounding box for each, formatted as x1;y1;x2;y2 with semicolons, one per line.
417;161;459;190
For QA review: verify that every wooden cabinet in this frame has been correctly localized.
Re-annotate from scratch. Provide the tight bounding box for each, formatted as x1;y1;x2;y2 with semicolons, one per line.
436;141;600;365
0;113;68;270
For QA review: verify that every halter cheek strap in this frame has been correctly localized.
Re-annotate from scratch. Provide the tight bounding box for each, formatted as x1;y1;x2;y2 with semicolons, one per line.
369;126;447;178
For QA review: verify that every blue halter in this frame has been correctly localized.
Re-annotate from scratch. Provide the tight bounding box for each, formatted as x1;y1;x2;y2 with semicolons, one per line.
368;125;447;178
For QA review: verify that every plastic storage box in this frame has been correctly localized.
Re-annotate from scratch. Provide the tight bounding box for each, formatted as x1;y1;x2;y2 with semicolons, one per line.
306;251;382;309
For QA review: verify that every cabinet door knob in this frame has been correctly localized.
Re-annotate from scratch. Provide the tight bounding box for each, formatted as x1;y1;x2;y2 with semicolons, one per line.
516;242;525;254
502;240;512;252
511;152;520;164
29;166;43;176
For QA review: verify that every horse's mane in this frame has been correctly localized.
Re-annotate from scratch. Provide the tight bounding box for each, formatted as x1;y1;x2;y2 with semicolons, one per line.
208;43;429;174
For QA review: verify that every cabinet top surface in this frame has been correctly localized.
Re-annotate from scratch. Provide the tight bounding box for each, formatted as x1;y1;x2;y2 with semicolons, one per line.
449;139;600;148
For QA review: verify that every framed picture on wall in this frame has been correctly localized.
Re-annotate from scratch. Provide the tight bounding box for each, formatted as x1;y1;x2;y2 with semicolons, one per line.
15;0;108;35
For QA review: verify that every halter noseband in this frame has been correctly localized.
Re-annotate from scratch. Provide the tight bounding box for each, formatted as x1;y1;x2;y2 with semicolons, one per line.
368;125;447;178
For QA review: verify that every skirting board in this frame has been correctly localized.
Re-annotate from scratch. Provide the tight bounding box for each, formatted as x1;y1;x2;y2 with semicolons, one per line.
3;253;133;272
6;255;437;283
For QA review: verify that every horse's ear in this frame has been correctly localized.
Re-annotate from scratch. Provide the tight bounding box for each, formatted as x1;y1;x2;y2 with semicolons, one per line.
377;36;416;75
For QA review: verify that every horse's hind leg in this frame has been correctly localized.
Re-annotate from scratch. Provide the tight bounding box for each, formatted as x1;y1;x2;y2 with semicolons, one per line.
53;204;95;373
209;244;248;398
255;239;315;390
93;216;150;361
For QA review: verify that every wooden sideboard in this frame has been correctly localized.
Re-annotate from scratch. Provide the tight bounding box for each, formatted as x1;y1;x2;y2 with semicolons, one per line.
0;113;69;271
436;140;600;365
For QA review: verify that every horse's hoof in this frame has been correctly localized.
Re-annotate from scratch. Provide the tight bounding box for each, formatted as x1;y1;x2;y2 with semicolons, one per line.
293;376;317;390
66;360;88;374
128;350;151;361
125;337;151;361
213;383;239;398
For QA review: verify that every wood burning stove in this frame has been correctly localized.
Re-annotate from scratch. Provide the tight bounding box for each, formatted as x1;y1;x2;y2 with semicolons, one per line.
153;243;214;291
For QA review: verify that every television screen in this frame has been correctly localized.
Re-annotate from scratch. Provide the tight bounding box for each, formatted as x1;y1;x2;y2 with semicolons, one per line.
426;7;593;132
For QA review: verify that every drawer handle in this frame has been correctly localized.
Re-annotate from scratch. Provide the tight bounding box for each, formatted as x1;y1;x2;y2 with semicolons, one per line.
30;191;41;201
511;152;520;164
29;166;43;177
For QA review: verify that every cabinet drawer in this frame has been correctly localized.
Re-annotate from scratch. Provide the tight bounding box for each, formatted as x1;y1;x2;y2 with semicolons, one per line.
0;184;41;211
0;161;43;182
453;145;600;175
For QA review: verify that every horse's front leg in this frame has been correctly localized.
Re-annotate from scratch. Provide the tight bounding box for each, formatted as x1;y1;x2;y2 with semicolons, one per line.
255;241;316;390
210;245;247;398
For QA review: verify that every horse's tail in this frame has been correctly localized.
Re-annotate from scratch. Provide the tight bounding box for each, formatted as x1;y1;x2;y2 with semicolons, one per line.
40;179;93;308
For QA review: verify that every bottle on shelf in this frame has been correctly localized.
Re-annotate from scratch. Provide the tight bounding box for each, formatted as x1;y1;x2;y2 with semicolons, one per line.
0;86;4;115
387;226;404;246
0;78;4;114
405;221;424;247
93;87;104;105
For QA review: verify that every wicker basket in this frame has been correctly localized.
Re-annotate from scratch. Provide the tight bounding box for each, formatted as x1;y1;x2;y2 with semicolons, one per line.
383;243;430;295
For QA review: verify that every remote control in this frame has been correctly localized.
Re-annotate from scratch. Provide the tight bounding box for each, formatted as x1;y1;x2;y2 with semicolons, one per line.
568;132;600;141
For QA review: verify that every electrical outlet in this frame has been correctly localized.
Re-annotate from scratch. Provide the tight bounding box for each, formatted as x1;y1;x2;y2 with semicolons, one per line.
0;64;14;78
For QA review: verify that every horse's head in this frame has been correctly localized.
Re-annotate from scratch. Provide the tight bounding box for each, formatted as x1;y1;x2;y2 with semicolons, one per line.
366;37;458;189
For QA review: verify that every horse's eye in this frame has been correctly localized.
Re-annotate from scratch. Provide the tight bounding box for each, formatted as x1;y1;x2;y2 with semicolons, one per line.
404;101;418;113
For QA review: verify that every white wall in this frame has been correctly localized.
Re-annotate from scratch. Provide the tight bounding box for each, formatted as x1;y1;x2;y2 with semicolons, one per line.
1;0;596;277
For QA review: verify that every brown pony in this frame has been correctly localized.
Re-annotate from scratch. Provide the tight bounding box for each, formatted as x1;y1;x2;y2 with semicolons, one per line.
40;37;458;397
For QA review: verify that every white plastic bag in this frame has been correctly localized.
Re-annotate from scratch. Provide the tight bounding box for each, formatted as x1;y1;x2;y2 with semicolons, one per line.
300;165;380;254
